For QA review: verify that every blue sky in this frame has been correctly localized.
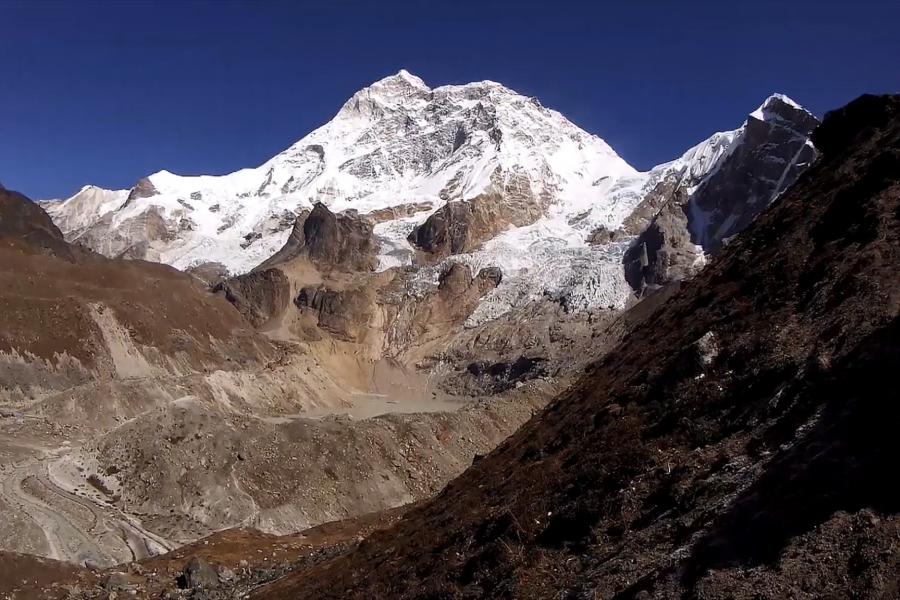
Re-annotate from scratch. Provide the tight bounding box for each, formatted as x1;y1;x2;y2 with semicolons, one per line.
2;0;898;199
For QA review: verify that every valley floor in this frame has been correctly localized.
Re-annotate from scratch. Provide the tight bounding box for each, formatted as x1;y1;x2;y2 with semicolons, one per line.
0;374;553;570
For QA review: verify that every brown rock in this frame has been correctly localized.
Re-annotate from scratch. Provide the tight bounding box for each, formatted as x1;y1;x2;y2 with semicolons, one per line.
0;188;75;260
125;176;159;203
256;202;379;273
214;268;291;328
409;171;549;260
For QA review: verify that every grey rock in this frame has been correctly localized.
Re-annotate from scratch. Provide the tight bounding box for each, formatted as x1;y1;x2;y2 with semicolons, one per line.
624;95;820;292
178;557;219;590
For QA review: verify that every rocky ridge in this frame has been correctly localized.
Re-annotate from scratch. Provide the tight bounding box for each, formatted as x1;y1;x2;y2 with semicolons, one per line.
43;73;819;322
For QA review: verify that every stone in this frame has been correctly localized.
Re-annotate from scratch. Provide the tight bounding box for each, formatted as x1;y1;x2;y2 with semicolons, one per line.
178;557;219;590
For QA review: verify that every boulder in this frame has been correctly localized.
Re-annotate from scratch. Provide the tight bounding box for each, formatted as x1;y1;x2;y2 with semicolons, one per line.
178;557;219;590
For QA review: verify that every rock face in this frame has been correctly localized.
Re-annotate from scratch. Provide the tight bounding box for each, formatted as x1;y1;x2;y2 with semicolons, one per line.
624;95;819;291
256;203;379;273
408;171;549;259
408;200;478;256
68;205;175;261
125;177;159;203
622;192;700;290
178;557;219;590
408;191;546;259
40;185;128;238
689;95;819;252
214;268;291;327
294;285;374;342
254;94;900;600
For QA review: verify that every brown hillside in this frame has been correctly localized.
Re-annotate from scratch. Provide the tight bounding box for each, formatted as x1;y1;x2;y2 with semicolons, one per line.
257;95;900;599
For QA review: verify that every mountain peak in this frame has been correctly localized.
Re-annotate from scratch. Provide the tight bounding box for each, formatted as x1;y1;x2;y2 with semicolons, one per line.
336;70;432;118
751;93;813;122
369;69;431;93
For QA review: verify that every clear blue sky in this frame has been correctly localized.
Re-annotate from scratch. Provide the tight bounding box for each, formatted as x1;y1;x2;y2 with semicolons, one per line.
2;0;898;199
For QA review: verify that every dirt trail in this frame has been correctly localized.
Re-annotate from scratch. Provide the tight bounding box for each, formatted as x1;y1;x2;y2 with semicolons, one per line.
0;438;176;566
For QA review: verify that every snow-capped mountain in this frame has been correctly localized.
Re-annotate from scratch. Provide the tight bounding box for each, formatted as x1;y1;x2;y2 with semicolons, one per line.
47;70;637;274
621;93;819;291
45;71;818;317
42;185;129;236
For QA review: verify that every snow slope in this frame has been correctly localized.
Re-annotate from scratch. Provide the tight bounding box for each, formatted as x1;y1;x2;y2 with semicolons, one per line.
42;185;129;237
46;73;816;319
50;70;637;274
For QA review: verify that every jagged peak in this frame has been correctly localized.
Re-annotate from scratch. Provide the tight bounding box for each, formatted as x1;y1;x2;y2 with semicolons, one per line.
336;70;432;118
387;69;429;89
750;93;815;123
433;78;520;99
364;69;431;94
77;184;111;194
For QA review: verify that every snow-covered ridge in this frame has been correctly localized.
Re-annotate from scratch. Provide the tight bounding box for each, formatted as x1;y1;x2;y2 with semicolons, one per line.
49;70;641;274
45;71;818;319
43;185;129;236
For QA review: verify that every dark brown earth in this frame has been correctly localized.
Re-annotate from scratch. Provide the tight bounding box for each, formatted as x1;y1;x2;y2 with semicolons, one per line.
0;188;78;260
0;551;87;600
0;222;271;377
254;95;900;599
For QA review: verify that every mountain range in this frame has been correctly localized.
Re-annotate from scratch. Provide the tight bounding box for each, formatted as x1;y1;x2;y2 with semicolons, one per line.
3;73;894;600
43;71;819;317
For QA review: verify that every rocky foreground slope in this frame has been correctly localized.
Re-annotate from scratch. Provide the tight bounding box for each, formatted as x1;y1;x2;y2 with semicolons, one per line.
251;95;900;599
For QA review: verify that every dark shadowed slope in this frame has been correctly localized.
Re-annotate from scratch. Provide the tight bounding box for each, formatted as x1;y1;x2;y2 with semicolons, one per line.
0;188;77;260
257;95;900;599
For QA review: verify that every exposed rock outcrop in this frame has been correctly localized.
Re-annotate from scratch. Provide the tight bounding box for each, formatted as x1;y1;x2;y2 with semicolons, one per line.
256;203;379;273
408;178;548;260
214;268;291;328
125;176;159;203
294;285;374;342
186;261;230;284
364;201;433;224
690;95;819;252
624;94;819;291
0;188;75;260
72;206;174;261
622;192;701;290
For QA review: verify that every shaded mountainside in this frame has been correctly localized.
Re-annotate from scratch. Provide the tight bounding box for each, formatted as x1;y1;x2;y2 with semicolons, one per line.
257;95;900;599
623;94;819;292
0;188;78;260
0;189;274;402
